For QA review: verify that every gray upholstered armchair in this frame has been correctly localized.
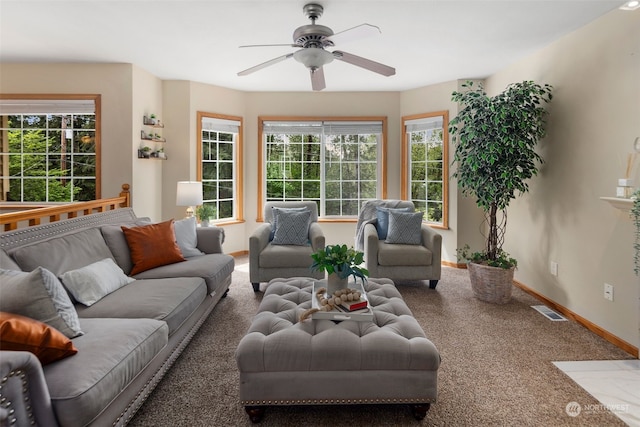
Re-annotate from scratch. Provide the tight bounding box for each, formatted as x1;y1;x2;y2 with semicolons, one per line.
357;200;442;289
249;201;325;292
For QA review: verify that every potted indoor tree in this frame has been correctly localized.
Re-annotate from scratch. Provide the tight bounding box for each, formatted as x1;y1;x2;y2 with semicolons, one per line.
196;204;215;227
311;244;368;294
449;80;553;303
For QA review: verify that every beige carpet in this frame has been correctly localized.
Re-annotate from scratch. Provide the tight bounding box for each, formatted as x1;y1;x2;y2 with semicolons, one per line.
129;257;633;426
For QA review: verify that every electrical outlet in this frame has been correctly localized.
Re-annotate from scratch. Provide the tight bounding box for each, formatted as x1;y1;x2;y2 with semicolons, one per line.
550;261;558;276
604;283;614;302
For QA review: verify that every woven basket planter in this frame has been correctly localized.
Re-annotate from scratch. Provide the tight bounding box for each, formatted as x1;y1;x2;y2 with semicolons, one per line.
467;262;515;304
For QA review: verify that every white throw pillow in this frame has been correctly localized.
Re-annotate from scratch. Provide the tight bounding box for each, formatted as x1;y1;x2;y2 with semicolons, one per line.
59;258;135;306
174;217;204;257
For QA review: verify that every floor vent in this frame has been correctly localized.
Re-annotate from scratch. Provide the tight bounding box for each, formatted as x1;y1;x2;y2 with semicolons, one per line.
531;305;567;321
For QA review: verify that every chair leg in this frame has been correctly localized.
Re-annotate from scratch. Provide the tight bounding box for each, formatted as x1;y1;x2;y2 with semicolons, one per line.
429;280;438;289
252;283;260;292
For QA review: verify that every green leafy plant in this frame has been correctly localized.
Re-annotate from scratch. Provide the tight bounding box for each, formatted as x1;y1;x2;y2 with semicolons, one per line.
456;244;517;269
449;80;553;268
311;244;369;284
632;190;640;276
196;204;215;220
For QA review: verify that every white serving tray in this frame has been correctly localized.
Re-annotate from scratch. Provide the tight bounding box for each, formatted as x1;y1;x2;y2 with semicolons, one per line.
311;280;374;322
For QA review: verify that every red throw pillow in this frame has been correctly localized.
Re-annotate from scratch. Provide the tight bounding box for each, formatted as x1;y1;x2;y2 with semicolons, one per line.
0;312;78;365
122;220;186;275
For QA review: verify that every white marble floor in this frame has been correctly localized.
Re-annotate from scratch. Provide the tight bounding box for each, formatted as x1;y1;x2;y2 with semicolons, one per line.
554;360;640;426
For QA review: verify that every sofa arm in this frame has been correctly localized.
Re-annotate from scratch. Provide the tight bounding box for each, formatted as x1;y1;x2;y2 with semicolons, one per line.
421;224;442;277
0;351;59;427
196;226;225;254
363;223;380;276
309;223;325;251
249;224;272;283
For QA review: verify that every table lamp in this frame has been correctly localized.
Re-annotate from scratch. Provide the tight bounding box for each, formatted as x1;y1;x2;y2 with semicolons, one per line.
176;181;203;218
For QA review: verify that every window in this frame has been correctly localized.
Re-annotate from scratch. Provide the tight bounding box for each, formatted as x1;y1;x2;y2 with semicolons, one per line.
0;95;100;203
197;112;243;223
402;111;448;228
260;117;386;218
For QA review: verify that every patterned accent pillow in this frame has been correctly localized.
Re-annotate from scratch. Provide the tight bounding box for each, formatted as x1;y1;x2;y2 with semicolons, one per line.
122;220;186;275
0;312;78;365
375;207;411;240
269;207;309;241
271;209;311;246
0;267;83;338
59;258;135;306
385;211;423;245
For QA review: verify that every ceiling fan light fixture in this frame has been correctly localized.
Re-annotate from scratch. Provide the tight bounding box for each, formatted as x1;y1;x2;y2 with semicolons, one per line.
293;48;334;69
619;0;640;10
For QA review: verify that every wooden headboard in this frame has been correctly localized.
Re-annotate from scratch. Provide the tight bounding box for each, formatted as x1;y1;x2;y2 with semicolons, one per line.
0;184;130;232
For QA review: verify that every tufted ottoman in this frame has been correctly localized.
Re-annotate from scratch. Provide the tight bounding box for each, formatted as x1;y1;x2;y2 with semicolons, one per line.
235;277;441;422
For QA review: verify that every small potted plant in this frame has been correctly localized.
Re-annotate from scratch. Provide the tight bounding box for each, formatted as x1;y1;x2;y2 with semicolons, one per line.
196;204;215;227
157;147;166;159
311;244;368;294
139;146;152;158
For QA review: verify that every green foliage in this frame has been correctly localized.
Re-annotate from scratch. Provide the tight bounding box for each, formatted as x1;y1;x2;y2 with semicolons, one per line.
449;80;553;266
456;244;517;269
196;204;216;220
631;190;640;276
310;244;369;285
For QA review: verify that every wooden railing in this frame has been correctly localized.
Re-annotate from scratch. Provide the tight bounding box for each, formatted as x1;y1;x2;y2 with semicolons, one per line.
0;184;130;232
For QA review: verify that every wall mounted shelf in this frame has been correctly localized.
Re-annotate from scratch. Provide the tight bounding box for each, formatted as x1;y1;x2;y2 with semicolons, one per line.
600;196;633;211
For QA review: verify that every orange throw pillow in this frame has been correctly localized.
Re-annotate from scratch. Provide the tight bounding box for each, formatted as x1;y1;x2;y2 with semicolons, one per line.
0;312;78;365
122;220;186;275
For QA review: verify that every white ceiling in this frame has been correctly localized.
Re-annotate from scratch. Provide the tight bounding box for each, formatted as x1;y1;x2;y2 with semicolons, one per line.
0;0;627;92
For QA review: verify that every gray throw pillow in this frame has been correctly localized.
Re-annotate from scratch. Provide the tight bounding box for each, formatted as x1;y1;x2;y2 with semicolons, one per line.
174;217;204;257
271;209;311;246
375;206;411;240
0;267;83;338
100;219;152;274
270;206;309;241
385;211;423;245
59;258;135;306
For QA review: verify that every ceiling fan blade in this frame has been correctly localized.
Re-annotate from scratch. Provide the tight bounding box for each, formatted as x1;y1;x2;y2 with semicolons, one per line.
237;53;294;76
240;43;301;48
310;67;326;91
327;23;381;46
332;50;396;77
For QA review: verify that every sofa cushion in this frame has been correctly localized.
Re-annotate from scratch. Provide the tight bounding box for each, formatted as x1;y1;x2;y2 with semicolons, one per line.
174;217;204;257
271;209;311;246
43;317;168;427
122;220;186;275
100;219;151;275
0;267;83;338
9;227;115;276
0;249;21;271
260;243;314;268
378;241;432;266
74;277;206;335
375;207;411;240
385;210;423;245
59;258;135;306
132;254;234;297
0;312;78;365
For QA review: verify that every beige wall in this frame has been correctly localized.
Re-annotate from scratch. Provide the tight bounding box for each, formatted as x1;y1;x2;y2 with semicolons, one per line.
486;9;640;348
1;7;637;350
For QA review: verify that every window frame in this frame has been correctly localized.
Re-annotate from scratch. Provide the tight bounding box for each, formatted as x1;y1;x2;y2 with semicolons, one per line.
258;116;388;222
401;111;449;229
0;93;101;204
196;111;244;225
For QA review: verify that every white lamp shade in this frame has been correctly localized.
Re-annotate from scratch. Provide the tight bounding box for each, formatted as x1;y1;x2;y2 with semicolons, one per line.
176;181;203;206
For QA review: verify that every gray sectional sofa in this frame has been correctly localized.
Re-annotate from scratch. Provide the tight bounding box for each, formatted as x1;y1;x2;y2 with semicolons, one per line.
0;208;235;427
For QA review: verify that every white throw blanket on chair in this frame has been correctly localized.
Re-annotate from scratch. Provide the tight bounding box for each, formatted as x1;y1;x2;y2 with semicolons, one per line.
354;199;402;251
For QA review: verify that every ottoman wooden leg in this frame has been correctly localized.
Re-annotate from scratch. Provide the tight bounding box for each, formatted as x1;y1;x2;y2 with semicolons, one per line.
411;403;431;420
245;406;265;423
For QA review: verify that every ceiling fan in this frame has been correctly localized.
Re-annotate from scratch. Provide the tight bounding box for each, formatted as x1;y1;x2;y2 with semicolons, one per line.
237;3;396;91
